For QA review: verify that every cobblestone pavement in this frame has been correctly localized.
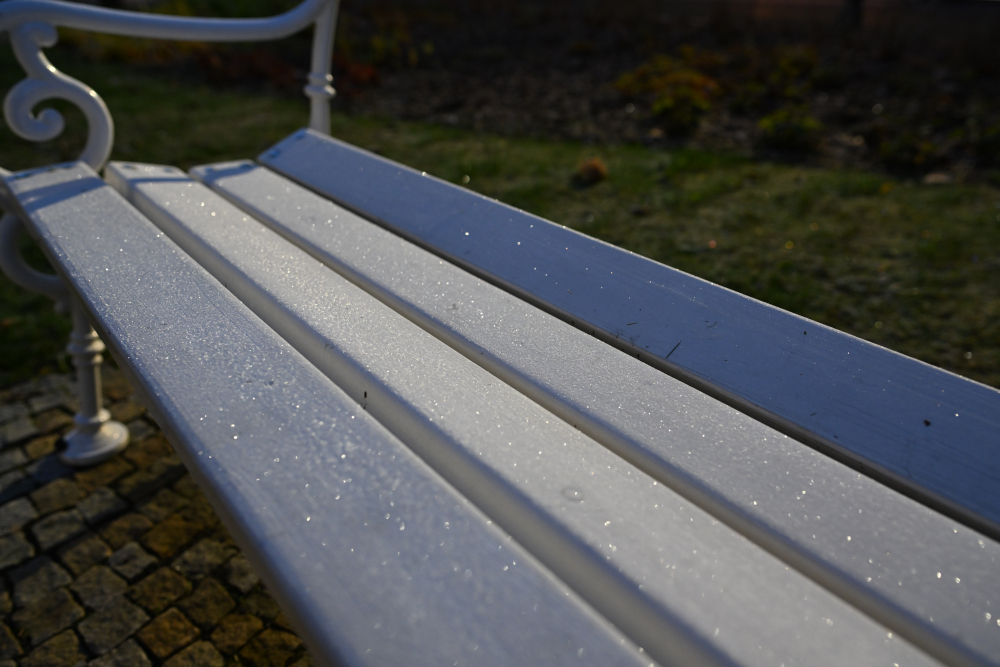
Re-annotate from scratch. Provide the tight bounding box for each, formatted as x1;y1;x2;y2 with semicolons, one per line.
0;369;315;667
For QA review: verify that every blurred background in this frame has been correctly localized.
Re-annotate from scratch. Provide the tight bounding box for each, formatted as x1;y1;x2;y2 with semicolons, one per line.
1;0;998;387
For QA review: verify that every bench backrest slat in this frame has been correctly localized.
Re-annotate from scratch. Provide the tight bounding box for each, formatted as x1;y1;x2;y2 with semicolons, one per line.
106;162;943;667
189;159;1000;667
1;162;650;667
259;129;1000;541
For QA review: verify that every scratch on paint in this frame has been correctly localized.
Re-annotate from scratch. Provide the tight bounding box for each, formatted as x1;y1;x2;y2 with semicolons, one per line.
665;340;681;360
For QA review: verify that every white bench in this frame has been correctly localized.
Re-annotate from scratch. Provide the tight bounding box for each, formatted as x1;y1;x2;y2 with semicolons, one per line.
2;2;999;667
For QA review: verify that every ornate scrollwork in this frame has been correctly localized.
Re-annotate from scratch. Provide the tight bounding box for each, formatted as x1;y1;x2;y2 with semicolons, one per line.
4;21;113;171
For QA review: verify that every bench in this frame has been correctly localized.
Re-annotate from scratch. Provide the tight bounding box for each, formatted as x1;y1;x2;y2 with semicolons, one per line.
2;2;999;666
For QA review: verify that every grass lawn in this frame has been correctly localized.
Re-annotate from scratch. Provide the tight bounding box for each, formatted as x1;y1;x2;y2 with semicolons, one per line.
2;46;998;388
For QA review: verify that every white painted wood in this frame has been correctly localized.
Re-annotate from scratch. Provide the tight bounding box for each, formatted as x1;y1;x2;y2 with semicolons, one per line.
191;160;1000;667
0;162;652;667
258;129;1000;543
108;161;943;667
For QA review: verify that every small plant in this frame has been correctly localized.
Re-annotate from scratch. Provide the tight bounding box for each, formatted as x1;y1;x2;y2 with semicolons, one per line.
575;157;608;187
757;106;824;152
616;56;720;134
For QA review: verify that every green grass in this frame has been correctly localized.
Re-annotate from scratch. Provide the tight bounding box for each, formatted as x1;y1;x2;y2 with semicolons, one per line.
2;47;997;387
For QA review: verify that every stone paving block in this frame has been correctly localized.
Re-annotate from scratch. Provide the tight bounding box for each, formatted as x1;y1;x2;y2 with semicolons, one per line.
109;401;145;425
0;403;28;425
140;513;200;559
138;489;188;523
177;577;234;630
0;589;9;615
59;534;113;576
224;554;260;594
170;475;199;499
34;409;74;435
28;392;73;415
127;568;191;615
274;612;295;633
0;622;21;660
0;416;38;445
0;470;33;505
24;434;58;461
211;613;263;655
11;556;73;606
176;495;221;532
101;369;131;402
78;595;149;655
122;435;172;470
0;449;27;475
126;420;155;444
76;458;134;494
30;478;83;516
116;456;185;503
70;566;127;610
136;608;199;659
89;639;152;667
0;532;33;570
172;538;236;581
78;488;128;527
101;513;153;550
0;497;37;536
163;640;224;667
31;508;86;551
239;628;303;667
19;629;85;667
108;543;158;582
26;454;75;485
11;588;85;646
239;590;281;621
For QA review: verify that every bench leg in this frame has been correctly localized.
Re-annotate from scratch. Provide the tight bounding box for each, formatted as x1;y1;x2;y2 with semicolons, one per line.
61;302;130;467
0;212;128;465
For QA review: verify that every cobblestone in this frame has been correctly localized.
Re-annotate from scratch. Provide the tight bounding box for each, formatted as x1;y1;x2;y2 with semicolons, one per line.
10;556;72;606
138;488;187;523
89;638;151;667
212;613;263;654
77;596;149;655
0;532;33;570
11;588;84;646
126;420;155;444
172;538;236;581
0;450;27;476
78;488;128;526
30;478;83;516
100;513;153;550
163;640;224;667
0;497;36;535
108;543;157;582
24;434;58;461
1;372;313;665
76;458;134;494
177;577;234;629
70;566;127;610
136;608;198;659
31;508;87;550
0;417;38;445
58;533;113;575
19;629;85;667
240;628;303;667
225;553;261;594
127;568;190;615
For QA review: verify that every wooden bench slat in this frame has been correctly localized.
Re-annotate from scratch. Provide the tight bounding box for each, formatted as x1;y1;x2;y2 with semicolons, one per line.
258;129;1000;541
1;162;652;667
106;162;945;667
190;160;1000;667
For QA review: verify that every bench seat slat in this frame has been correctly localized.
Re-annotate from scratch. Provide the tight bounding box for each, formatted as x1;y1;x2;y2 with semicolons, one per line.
191;159;1000;667
108;162;943;667
0;162;651;667
258;129;1000;541
190;160;1000;667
